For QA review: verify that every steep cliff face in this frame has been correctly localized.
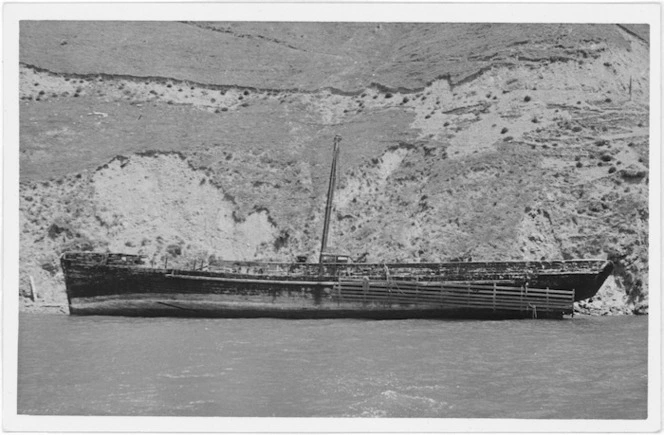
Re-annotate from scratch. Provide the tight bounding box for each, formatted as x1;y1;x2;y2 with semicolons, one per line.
18;22;649;314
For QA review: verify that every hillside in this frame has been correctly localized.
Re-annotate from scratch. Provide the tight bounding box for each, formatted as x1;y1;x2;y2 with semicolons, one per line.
18;22;650;315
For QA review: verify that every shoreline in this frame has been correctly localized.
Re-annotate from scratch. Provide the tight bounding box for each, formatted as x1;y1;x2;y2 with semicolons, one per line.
19;299;647;317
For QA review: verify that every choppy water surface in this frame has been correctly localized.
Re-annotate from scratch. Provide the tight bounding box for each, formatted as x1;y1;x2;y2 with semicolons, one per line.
18;314;647;418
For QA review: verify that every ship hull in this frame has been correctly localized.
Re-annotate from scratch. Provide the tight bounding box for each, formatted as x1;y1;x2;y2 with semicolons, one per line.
62;254;613;319
69;294;565;319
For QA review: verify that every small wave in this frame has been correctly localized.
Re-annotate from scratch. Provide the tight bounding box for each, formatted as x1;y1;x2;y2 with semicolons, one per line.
348;390;449;418
159;372;218;379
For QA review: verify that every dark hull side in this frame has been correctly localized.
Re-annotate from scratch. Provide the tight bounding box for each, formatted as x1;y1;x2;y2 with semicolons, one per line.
61;255;613;319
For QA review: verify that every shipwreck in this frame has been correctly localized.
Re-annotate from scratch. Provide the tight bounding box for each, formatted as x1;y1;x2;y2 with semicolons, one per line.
61;136;613;319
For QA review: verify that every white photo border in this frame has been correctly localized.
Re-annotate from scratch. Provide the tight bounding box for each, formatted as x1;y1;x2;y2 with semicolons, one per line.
2;2;661;433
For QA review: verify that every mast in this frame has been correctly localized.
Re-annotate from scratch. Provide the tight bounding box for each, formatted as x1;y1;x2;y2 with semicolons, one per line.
319;135;341;264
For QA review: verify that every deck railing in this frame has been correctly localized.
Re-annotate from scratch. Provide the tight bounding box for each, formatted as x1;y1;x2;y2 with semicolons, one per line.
334;279;575;314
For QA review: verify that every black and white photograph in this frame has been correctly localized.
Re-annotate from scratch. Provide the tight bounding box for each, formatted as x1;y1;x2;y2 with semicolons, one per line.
2;2;661;432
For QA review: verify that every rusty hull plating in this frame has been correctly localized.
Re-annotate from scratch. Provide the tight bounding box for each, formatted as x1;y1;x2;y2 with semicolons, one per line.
61;252;613;319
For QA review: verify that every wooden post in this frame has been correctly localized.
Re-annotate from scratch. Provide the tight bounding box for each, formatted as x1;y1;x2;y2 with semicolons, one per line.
28;275;36;301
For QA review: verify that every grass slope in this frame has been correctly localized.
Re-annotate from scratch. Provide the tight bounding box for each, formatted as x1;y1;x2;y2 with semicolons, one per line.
21;22;636;90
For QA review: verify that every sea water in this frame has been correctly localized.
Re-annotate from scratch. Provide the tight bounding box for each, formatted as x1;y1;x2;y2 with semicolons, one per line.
17;313;647;418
